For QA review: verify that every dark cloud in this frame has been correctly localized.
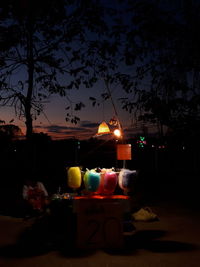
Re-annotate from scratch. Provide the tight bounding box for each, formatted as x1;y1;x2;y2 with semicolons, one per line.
34;123;95;139
80;121;99;128
34;125;64;133
35;124;84;132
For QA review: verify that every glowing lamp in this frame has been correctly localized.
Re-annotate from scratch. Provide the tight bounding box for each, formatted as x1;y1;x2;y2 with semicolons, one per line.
113;129;121;138
118;169;138;192
96;121;111;136
67;167;82;189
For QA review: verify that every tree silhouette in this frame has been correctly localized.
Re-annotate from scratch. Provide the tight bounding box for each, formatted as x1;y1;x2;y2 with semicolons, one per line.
0;0;113;138
0;123;22;141
120;0;200;137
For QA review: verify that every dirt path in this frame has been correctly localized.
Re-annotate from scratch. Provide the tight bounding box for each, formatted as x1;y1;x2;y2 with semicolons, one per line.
0;202;200;267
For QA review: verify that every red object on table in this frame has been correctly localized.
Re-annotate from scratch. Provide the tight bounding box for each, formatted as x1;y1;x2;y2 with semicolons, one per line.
74;195;130;200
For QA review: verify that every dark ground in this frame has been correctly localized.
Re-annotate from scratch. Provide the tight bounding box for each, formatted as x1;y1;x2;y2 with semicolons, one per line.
0;189;200;267
0;138;200;266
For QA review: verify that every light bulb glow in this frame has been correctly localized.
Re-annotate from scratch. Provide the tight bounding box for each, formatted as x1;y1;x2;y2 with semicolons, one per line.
113;129;121;137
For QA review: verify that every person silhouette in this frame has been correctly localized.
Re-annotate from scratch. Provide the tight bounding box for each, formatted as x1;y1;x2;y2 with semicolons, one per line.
22;178;49;216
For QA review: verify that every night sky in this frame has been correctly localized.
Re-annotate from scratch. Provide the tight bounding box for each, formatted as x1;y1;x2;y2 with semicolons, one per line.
0;0;136;140
1;80;139;140
0;0;190;140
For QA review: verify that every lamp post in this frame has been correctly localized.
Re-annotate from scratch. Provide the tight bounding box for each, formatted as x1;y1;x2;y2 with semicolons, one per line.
94;79;132;169
104;80;124;140
104;80;131;169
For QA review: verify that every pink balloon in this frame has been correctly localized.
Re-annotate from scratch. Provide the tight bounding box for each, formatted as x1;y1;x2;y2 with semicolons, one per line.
103;171;118;195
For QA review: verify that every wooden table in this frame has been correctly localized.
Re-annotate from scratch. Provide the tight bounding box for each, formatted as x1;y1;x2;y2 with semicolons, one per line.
50;195;131;249
73;195;130;249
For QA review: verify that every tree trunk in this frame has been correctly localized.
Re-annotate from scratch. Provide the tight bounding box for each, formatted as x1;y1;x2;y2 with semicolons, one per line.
25;19;34;139
25;101;33;139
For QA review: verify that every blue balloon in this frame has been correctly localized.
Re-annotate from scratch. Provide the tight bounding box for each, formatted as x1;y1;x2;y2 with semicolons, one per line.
87;171;100;192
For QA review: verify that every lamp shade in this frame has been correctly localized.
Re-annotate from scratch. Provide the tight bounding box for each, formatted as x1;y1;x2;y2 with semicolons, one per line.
67;167;82;189
96;121;111;136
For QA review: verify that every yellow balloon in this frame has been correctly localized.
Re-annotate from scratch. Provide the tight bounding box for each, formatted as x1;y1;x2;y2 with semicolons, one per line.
67;167;82;189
